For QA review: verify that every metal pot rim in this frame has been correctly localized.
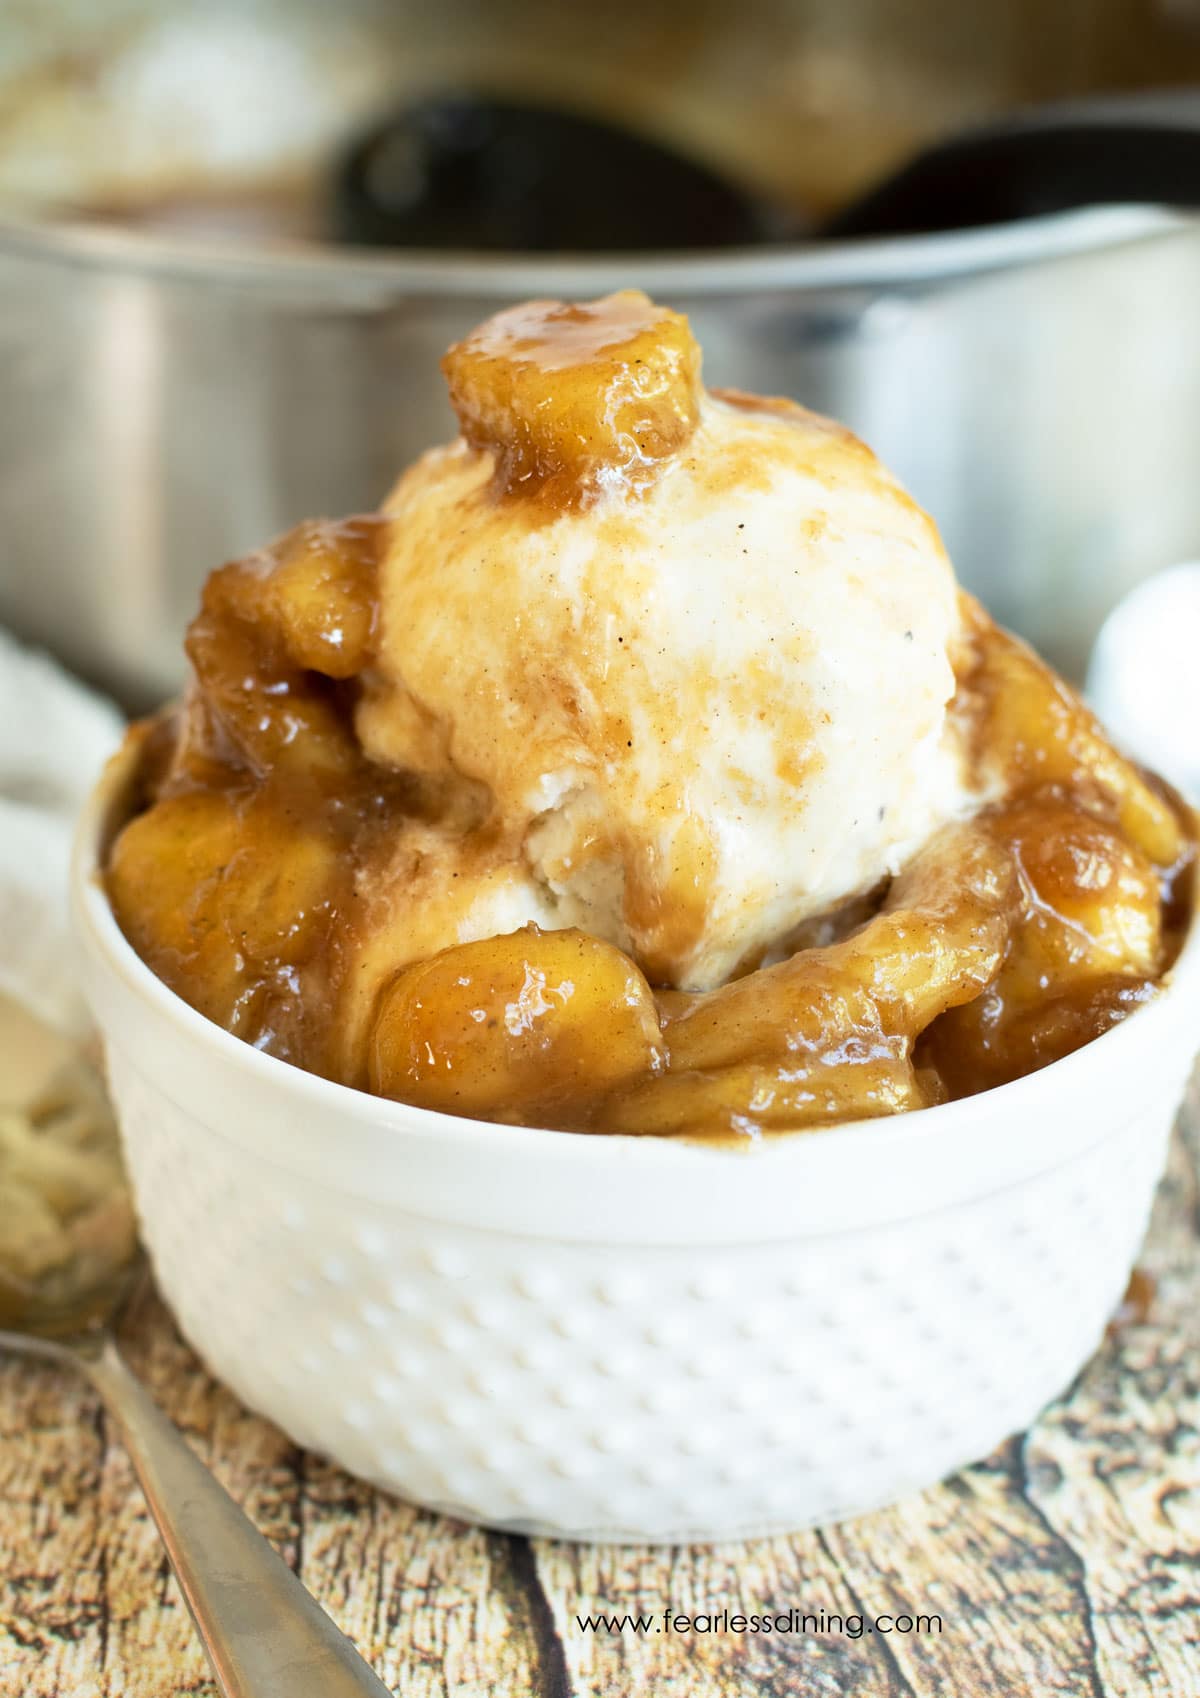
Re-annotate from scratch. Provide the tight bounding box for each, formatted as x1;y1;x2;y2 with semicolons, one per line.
0;203;1188;299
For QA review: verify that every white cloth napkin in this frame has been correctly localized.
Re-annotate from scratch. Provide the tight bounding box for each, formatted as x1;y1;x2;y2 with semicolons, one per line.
0;629;125;1035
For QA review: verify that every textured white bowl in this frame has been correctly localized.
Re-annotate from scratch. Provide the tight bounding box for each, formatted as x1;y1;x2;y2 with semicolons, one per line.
73;751;1200;1544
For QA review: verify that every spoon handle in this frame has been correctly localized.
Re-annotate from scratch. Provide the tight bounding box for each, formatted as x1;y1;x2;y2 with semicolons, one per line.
86;1338;393;1698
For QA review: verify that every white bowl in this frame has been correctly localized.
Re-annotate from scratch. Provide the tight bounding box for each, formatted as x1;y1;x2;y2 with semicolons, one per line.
73;747;1200;1544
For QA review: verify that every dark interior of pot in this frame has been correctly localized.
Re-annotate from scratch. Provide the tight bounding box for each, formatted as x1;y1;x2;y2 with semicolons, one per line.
3;0;1199;246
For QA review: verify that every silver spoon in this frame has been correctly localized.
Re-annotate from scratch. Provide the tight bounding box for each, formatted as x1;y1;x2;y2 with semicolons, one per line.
0;1219;393;1698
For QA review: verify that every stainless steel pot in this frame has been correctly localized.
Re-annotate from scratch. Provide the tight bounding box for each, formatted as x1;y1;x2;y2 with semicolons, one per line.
2;0;1200;702
3;206;1198;701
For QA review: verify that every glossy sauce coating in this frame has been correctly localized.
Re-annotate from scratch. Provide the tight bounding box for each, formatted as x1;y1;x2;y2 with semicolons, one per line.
107;531;1193;1137
106;302;1195;1139
442;290;701;505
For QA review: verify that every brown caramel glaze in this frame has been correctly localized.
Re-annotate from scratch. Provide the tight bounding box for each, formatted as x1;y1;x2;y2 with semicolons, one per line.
108;516;420;1085
916;599;1195;1101
441;290;701;507
369;926;666;1126
953;593;1186;869
106;505;1194;1137
597;819;1016;1138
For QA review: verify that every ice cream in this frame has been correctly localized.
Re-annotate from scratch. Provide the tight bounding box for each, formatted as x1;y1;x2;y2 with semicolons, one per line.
105;289;1192;1131
357;290;967;990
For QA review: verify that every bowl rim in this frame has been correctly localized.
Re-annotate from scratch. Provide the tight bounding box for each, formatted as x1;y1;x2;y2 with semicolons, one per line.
73;734;1200;1172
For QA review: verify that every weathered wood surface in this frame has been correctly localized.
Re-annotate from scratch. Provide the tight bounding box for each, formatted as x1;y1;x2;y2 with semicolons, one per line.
3;1084;1199;1698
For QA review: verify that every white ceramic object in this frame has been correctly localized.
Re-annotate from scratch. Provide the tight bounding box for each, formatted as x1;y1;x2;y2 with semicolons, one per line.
1086;562;1200;801
73;751;1200;1545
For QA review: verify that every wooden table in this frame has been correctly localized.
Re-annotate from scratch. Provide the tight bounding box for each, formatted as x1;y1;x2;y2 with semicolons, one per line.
4;1082;1200;1698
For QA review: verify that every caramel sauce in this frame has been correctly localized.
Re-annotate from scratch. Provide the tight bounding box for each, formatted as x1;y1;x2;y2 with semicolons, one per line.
442;290;701;506
109;516;414;1085
106;513;1195;1137
105;298;1196;1139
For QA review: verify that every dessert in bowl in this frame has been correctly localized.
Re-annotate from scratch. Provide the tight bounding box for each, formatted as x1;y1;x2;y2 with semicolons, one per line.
74;292;1200;1542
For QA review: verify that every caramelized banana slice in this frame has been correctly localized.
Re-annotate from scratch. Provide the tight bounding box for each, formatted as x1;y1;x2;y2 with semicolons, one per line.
925;799;1164;1094
107;790;343;1059
184;609;356;781
179;517;387;781
602;823;1016;1137
960;598;1184;867
655;824;1013;1074
993;799;1162;987
369;925;665;1123
442;290;701;502
926;979;1158;1100
108;791;246;1024
207;517;386;679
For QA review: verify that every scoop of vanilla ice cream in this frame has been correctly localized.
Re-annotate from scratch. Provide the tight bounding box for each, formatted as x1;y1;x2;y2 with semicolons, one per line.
358;292;966;991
